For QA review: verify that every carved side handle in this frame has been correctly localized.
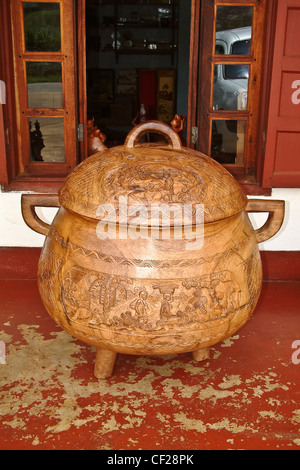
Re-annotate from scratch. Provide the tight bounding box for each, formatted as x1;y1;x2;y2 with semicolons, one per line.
21;194;60;236
245;199;285;243
125;120;182;149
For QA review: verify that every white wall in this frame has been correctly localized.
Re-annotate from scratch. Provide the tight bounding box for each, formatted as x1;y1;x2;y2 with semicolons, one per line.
0;187;299;250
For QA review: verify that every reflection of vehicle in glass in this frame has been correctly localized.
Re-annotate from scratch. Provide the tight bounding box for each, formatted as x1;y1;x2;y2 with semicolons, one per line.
212;26;251;163
213;26;251;111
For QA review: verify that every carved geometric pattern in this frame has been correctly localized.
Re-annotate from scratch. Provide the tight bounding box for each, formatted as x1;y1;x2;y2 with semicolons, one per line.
50;227;249;269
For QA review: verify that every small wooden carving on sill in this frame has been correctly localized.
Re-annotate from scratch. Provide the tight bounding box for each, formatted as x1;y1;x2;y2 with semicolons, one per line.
21;121;285;380
170;113;186;146
30;120;44;161
87;119;107;156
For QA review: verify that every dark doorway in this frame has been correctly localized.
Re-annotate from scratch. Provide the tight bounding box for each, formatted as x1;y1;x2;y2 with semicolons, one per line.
85;0;190;147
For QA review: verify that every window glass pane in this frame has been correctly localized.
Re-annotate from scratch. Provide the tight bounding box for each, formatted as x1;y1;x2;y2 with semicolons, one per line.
29;117;65;162
216;6;253;34
231;39;251;55
23;2;61;52
224;63;249;80
211;119;246;164
213;64;249;111
27;62;63;108
215;6;252;55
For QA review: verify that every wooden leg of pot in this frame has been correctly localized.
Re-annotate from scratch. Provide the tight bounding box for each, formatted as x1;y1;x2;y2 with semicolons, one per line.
192;347;210;362
94;348;117;379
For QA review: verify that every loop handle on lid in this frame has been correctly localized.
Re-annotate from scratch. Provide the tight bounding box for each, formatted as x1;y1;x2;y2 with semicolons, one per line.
125;120;182;149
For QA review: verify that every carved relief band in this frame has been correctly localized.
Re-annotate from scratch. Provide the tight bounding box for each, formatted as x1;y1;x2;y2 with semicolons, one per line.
38;222;262;356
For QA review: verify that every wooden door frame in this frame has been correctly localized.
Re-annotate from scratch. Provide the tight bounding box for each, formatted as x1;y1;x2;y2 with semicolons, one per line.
186;0;201;148
77;0;88;162
12;0;78;177
263;0;300;187
0;0;19;187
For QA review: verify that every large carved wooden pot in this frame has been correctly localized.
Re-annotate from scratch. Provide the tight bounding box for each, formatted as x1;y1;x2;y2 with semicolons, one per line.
21;122;285;379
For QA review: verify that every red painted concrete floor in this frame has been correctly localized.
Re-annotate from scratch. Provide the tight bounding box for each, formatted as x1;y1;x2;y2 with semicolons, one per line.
0;279;299;450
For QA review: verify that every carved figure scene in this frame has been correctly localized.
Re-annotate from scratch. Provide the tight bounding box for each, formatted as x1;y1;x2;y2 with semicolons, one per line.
182;271;241;321
60;266;244;335
61;267;132;325
104;161;207;206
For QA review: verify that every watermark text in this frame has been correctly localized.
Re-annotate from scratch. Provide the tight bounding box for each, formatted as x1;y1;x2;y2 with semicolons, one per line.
291;80;300;105
0;80;6;105
291;340;300;365
0;340;6;364
96;197;204;251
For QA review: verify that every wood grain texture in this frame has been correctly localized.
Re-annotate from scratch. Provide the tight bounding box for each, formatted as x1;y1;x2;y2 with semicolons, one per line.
59;122;248;224
21;193;60;236
21;122;285;379
94;348;117;379
245;199;285;243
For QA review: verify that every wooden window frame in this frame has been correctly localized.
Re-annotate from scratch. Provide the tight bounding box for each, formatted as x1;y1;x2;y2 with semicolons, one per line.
1;0;280;195
188;0;278;195
0;0;81;193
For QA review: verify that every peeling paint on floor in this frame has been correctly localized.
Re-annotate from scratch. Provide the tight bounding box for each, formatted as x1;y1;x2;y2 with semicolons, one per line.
0;280;299;450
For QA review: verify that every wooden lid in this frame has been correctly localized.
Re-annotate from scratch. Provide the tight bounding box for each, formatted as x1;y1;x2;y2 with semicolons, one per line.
59;122;247;225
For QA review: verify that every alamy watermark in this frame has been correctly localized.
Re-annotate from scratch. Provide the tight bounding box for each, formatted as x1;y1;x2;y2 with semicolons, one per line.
0;80;6;105
291;340;300;365
291;80;300;105
96;196;204;251
0;340;5;364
